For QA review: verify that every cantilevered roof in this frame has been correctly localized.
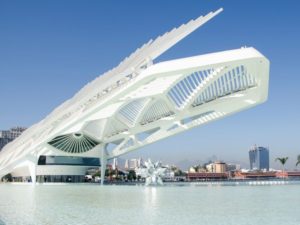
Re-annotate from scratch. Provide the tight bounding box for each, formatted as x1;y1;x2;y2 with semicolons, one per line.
1;8;223;156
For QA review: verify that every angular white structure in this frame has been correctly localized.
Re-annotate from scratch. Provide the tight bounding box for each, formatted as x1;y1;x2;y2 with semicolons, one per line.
0;8;269;184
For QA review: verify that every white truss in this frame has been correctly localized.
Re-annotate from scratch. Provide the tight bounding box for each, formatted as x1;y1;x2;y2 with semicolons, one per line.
0;8;270;182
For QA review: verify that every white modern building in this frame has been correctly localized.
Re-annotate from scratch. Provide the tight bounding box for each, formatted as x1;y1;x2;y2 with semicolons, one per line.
0;8;270;184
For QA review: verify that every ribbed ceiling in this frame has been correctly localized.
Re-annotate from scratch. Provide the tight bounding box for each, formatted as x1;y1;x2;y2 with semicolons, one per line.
48;133;99;153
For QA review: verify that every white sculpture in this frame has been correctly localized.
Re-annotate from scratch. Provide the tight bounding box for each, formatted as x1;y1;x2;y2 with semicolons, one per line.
137;159;166;186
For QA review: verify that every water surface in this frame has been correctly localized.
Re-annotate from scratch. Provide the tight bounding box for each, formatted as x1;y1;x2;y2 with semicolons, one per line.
0;182;299;225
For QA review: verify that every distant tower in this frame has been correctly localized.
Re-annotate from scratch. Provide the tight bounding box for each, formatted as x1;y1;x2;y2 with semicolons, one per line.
249;145;269;171
137;157;144;167
112;158;118;170
124;159;129;170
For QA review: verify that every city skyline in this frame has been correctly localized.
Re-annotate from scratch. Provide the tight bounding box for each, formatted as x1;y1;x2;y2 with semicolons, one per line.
1;1;300;169
0;126;26;150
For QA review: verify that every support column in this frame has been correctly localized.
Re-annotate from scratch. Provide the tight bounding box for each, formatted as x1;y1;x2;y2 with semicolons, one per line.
100;147;108;185
28;161;36;184
27;154;38;185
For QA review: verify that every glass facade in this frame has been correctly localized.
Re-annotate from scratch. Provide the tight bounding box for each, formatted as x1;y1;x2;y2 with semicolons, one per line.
13;175;85;183
37;175;85;183
37;155;100;166
249;146;269;171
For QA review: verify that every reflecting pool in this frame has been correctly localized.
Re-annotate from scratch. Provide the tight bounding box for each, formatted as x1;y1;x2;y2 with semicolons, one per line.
0;182;300;225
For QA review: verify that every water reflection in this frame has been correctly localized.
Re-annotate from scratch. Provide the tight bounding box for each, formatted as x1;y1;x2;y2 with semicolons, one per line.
0;183;300;225
144;186;158;206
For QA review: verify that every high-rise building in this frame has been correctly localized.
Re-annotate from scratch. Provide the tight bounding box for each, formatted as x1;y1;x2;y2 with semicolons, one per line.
0;127;26;151
249;146;269;171
214;161;227;173
0;138;11;151
206;161;227;173
8;127;26;139
227;163;241;171
124;158;143;170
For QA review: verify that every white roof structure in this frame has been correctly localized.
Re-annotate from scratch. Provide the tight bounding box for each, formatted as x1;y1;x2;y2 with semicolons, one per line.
0;8;270;183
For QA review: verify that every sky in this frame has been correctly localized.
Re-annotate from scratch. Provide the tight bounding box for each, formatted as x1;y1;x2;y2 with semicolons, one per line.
1;0;300;169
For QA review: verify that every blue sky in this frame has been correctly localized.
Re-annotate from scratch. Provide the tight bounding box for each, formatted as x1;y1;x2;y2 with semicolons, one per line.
1;1;300;169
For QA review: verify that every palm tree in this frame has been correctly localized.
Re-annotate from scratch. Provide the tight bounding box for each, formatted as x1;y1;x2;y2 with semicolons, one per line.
296;155;300;167
275;157;288;172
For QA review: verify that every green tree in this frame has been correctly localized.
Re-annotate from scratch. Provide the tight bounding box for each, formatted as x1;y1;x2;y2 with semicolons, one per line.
275;157;289;172
127;170;136;181
175;169;186;177
93;171;100;178
2;173;12;182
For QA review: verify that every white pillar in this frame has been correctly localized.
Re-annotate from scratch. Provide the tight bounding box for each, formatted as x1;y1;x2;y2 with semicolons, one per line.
100;147;108;185
27;154;38;185
28;161;36;184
